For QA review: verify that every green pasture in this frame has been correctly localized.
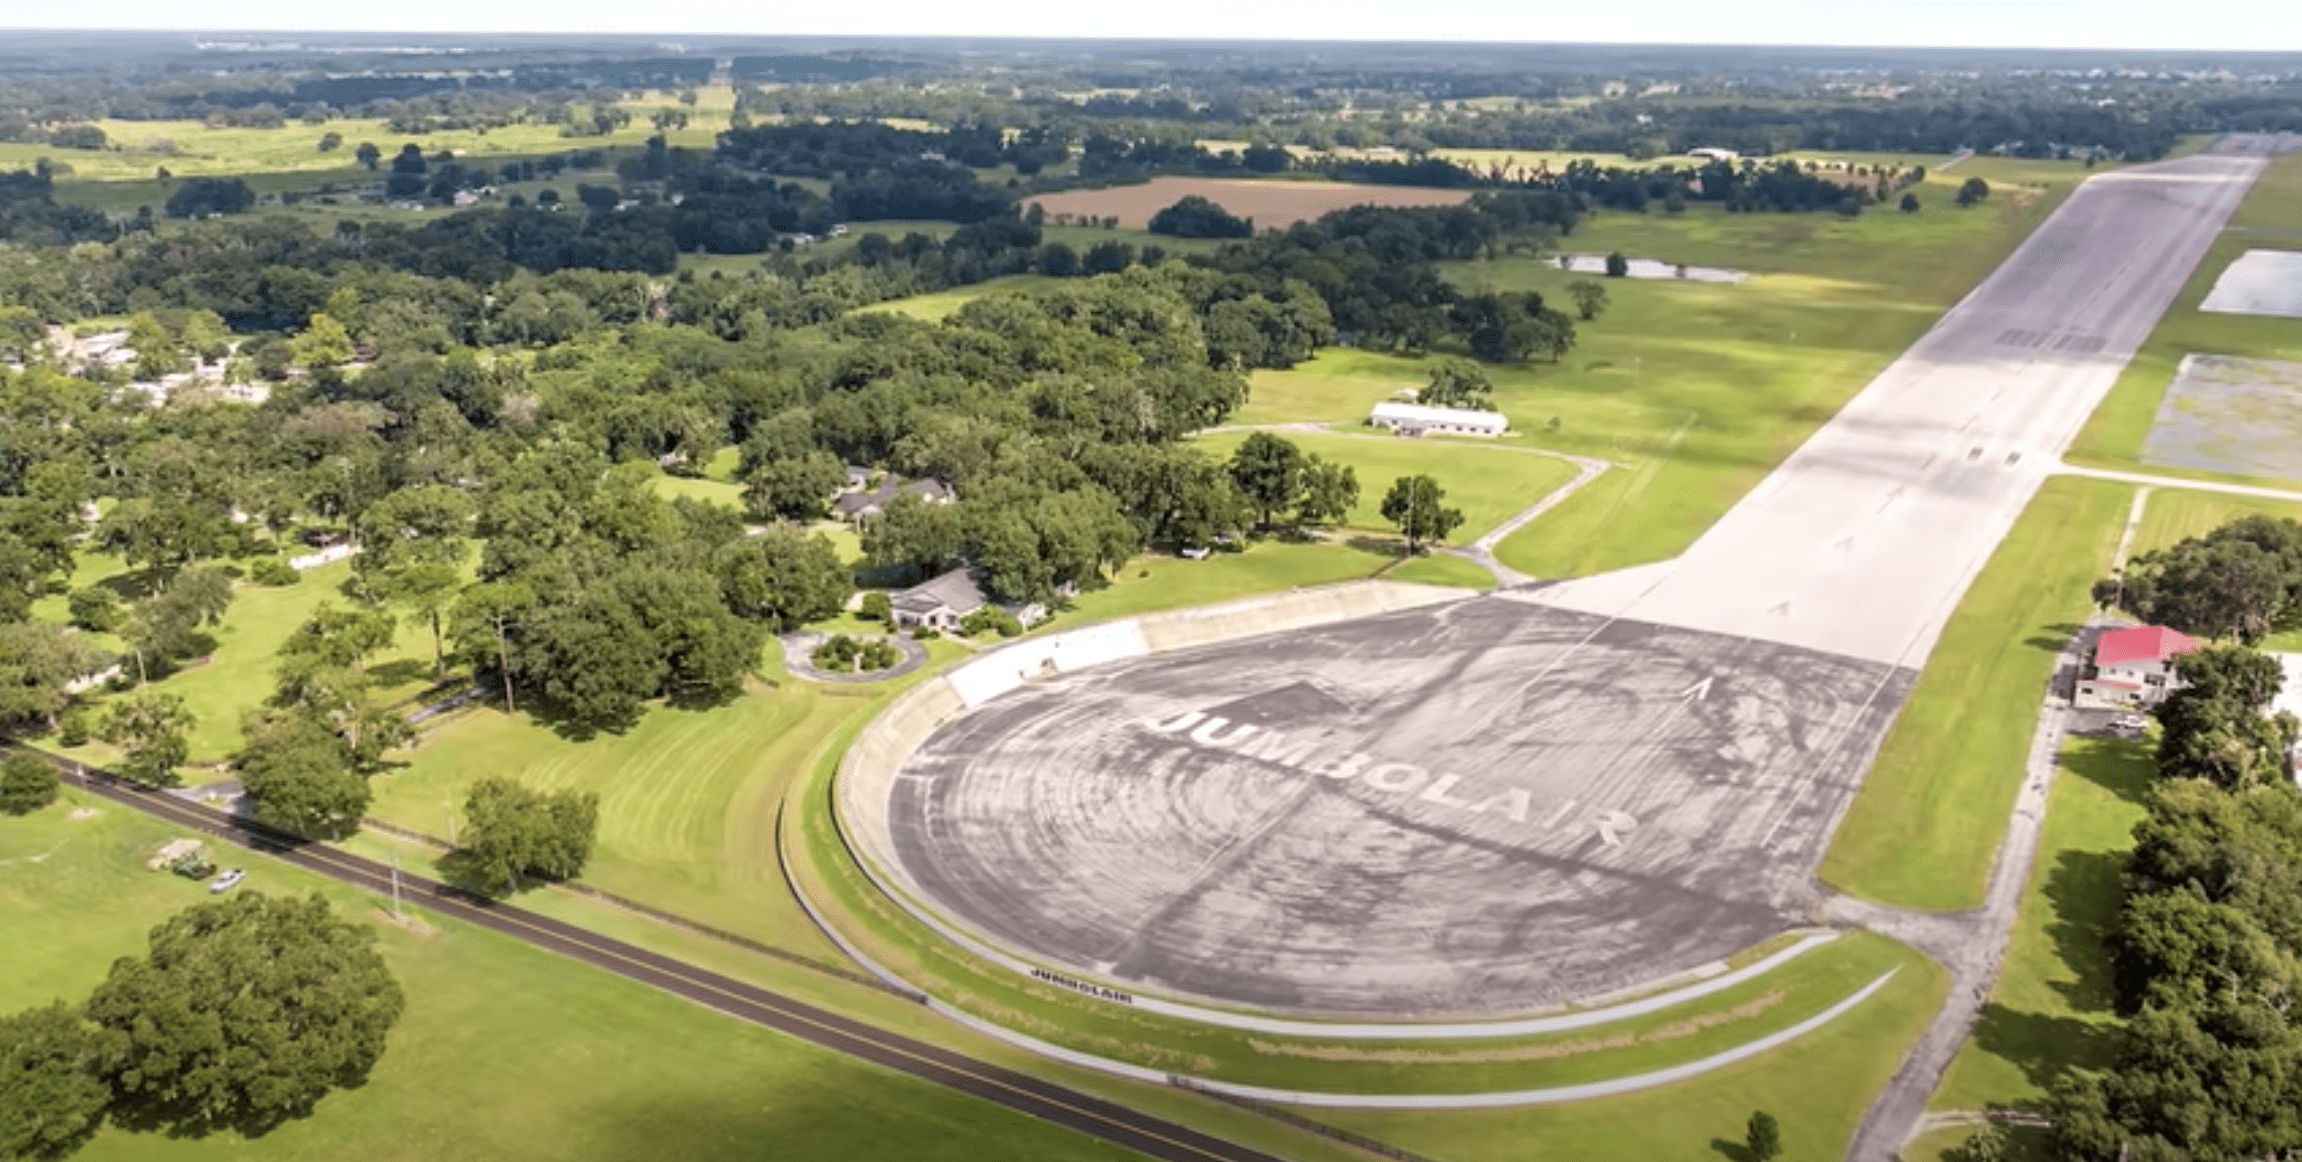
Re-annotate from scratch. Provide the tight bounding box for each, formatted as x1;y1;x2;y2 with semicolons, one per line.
0;795;1213;1162
1928;735;2151;1114
861;274;1067;321
786;719;1928;1093
1218;180;2069;578
1190;428;1582;541
1063;539;1407;623
12;92;732;190
2068;152;2302;487
1822;476;2133;910
40;556;434;768
363;658;970;961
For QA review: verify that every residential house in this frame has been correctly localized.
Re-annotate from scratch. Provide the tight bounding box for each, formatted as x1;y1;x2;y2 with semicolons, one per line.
835;474;956;522
888;566;1051;633
2075;625;2207;710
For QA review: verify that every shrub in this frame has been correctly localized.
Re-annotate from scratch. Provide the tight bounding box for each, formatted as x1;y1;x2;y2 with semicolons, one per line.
810;634;862;671
58;707;91;747
856;639;902;671
912;626;941;641
248;557;301;586
0;753;60;815
67;587;121;632
859;591;893;624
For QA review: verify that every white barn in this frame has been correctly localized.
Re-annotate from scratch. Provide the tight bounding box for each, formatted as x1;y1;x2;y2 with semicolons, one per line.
1368;401;1509;438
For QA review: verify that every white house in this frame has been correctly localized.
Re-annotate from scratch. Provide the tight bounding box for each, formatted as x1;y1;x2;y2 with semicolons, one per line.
2075;625;2207;710
1368;401;1508;438
1688;147;1742;163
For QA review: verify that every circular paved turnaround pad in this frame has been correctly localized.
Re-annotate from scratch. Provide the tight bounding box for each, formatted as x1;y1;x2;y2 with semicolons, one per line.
886;596;1913;1017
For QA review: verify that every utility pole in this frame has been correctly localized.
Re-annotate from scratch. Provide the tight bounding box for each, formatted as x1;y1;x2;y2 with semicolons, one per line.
389;850;405;921
493;612;516;714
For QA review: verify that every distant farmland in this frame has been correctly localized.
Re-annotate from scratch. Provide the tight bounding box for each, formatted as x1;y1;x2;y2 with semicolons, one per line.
1026;176;1473;230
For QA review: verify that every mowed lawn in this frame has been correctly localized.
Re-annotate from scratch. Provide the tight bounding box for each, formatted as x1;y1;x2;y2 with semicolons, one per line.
365;676;927;962
1927;735;2152;1118
1821;476;2133;910
1314;950;1947;1162
2068;151;2302;486
0;799;1145;1162
1191;428;1581;541
1220;178;2067;580
43;556;435;768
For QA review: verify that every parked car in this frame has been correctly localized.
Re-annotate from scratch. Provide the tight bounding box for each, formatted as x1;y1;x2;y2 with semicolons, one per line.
208;868;246;894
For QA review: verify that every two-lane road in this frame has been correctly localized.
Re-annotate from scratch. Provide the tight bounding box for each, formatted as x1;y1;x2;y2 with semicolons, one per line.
8;747;1287;1162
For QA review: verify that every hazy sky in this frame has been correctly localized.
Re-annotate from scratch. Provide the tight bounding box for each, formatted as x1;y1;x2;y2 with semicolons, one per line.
5;0;2298;52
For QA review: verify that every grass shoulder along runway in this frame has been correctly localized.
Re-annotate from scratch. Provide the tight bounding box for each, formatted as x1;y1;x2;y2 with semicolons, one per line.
1821;475;2134;910
1925;735;2151;1122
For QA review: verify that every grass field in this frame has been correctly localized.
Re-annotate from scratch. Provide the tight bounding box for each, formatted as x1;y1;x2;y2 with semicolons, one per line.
1385;552;1498;588
1190;428;1581;541
364;668;956;962
2067;152;2302;486
40;556;434;768
0;796;1158;1162
1063;540;1408;623
1339;180;2072;577
861;274;1067;321
1821;476;2133;910
1927;735;2150;1115
1314;949;1947;1162
1191;169;2067;579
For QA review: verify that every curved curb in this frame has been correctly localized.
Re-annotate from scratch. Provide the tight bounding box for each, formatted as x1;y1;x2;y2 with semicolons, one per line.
780;810;1901;1106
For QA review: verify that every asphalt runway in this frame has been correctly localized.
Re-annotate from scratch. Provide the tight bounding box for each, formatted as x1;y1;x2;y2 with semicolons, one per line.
8;747;1286;1162
891;600;1910;1016
1530;145;2269;666
880;143;2273;1021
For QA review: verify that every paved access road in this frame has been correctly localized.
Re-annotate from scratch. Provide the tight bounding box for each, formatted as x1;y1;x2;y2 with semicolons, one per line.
1530;148;2268;668
16;750;1285;1162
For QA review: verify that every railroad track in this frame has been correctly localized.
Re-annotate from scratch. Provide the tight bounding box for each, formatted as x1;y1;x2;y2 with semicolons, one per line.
9;747;1289;1162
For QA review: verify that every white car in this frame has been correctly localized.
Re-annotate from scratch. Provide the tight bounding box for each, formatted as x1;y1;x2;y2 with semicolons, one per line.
209;868;246;894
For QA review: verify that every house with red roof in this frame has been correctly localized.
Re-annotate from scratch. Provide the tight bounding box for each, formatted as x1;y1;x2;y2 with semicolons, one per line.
2076;625;2208;710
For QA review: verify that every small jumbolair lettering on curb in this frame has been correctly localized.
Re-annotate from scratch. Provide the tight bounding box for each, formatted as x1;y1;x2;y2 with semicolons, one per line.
1031;967;1136;1004
1141;710;1639;846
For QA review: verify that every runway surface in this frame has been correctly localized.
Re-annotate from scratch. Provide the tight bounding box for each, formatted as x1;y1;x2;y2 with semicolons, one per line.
8;747;1286;1162
879;142;2274;1021
1530;147;2269;665
893;601;1909;1016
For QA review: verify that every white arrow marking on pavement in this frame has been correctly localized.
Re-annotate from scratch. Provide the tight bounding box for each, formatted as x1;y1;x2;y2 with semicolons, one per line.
1680;676;1714;702
1596;810;1638;847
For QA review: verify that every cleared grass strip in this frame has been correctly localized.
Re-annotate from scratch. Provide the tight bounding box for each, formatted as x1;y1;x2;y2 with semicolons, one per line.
1821;476;2133;910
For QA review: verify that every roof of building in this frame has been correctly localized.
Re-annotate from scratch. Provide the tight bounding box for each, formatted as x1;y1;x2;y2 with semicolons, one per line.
835;474;953;518
1369;401;1509;428
2096;625;2208;669
892;566;985;616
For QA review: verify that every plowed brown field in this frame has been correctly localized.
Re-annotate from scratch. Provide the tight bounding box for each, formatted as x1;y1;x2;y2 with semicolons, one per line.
1025;176;1472;230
